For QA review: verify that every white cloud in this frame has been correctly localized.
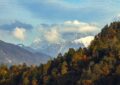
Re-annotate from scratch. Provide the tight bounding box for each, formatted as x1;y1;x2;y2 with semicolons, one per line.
12;27;26;41
74;36;94;47
36;20;99;44
63;20;99;33
45;29;61;43
64;20;87;25
37;20;99;34
78;25;98;33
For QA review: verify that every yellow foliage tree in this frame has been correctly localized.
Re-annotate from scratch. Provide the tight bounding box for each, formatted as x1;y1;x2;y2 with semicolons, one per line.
61;61;68;75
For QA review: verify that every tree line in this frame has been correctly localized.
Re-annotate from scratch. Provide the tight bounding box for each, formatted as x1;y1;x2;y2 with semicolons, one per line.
0;22;120;85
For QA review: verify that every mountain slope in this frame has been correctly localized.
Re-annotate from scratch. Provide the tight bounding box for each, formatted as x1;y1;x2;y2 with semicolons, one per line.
37;21;120;85
31;39;85;57
89;22;120;58
0;40;50;65
1;22;120;85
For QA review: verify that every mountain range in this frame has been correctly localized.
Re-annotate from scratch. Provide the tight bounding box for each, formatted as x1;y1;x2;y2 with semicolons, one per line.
31;36;94;57
0;35;94;65
0;40;50;65
0;20;96;65
1;21;120;85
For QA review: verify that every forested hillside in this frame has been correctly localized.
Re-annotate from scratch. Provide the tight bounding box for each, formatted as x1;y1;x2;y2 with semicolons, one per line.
0;22;120;85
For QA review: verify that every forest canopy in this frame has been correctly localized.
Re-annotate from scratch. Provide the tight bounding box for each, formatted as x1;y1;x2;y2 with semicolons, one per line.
0;22;120;85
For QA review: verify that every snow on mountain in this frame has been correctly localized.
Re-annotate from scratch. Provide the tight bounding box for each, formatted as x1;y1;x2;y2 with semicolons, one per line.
31;39;85;57
73;36;94;47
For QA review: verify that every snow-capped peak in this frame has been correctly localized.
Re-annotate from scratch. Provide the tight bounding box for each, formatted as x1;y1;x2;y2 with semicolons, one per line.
73;36;94;47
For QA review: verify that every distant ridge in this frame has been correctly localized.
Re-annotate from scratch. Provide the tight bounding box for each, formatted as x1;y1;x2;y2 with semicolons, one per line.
0;40;50;65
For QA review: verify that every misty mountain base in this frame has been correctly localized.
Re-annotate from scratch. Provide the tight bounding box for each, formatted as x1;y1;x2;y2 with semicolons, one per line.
0;40;50;65
0;22;120;85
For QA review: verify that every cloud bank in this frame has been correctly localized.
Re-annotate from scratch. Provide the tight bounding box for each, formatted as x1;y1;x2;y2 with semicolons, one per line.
33;20;100;46
62;20;99;33
45;29;61;43
0;20;100;46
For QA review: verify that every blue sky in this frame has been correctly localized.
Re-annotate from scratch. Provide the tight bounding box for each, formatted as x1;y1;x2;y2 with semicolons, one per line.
0;0;120;46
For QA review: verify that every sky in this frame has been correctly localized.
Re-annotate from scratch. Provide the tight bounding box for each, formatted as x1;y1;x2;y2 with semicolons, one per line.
0;0;120;46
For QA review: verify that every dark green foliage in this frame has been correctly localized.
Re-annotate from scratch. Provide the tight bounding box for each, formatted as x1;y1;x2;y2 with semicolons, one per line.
1;22;120;85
